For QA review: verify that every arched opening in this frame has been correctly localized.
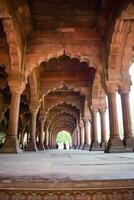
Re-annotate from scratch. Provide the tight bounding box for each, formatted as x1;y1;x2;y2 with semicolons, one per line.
56;130;72;150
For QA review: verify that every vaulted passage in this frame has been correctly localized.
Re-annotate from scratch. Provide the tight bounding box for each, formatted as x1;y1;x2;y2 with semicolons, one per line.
0;0;134;199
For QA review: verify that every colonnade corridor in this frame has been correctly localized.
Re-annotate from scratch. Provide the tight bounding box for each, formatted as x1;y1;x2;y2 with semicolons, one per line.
0;0;134;199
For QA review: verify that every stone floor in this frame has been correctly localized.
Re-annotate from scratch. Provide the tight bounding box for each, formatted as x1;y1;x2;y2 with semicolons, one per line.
0;149;134;181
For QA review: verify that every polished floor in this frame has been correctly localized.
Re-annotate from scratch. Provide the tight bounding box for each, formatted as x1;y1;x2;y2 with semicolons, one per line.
0;149;134;181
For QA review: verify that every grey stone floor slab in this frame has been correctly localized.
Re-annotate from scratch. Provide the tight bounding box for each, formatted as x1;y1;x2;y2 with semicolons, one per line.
0;150;134;181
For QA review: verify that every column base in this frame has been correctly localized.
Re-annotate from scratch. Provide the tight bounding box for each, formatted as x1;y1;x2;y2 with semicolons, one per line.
26;140;37;151
124;137;134;152
79;145;84;150
72;144;77;149
44;145;49;150
105;137;126;153
100;141;107;151
0;136;22;154
83;143;90;150
37;143;44;150
90;141;101;151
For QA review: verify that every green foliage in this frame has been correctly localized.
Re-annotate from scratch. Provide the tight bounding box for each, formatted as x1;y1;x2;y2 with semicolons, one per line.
0;132;6;144
56;130;71;144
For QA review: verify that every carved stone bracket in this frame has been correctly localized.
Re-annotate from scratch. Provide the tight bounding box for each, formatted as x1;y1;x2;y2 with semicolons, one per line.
105;81;118;94
8;80;25;94
118;82;131;94
0;188;133;200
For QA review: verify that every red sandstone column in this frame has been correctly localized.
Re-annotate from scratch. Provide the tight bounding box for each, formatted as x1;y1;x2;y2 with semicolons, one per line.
37;119;45;150
20;125;26;149
44;127;48;149
99;108;107;150
76;126;80;149
79;122;84;149
105;85;125;153
46;128;49;149
48;131;52;149
78;125;81;149
26;109;38;151
119;86;134;151
83;119;90;150
1;81;25;153
90;108;100;151
75;129;78;148
72;129;77;149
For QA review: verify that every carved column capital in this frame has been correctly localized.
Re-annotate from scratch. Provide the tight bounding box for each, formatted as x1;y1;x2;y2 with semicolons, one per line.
30;101;40;114
99;107;107;113
84;118;89;123
39;111;45;122
118;83;131;94
8;80;25;94
105;82;118;94
90;106;98;113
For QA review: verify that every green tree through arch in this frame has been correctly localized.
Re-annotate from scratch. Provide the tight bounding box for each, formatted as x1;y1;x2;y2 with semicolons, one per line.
56;130;72;149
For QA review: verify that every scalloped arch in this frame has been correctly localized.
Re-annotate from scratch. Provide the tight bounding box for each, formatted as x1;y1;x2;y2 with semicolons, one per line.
45;100;81;119
41;83;86;102
26;49;98;76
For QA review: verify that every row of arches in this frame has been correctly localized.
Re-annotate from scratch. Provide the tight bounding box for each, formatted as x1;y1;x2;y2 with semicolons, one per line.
0;0;134;154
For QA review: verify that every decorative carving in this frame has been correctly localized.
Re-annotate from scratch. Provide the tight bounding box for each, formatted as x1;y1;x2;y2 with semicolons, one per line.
118;82;131;94
105;82;118;94
8;80;25;94
0;189;134;200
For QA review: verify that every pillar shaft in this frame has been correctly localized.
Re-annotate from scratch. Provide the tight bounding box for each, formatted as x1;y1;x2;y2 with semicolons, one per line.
26;111;38;151
108;92;119;138
48;131;51;148
78;125;81;148
77;127;80;148
37;120;45;150
79;125;84;149
90;109;100;151
83;119;90;150
92;110;98;141
72;130;77;149
100;109;107;149
120;90;134;151
1;80;25;153
105;90;125;152
9;92;21;136
1;92;21;153
44;127;48;149
85;120;89;144
121;93;132;138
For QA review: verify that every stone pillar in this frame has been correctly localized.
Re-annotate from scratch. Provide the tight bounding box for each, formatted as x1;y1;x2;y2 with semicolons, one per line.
37;120;45;150
0;81;25;153
46;128;49;149
48;131;51;149
105;85;125;153
79;123;84;149
99;108;107;150
119;86;134;151
20;125;26;149
78;125;81;149
44;127;48;149
26;109;38;151
72;129;77;149
83;119;90;150
90;108;100;151
76;126;80;149
75;129;78;148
